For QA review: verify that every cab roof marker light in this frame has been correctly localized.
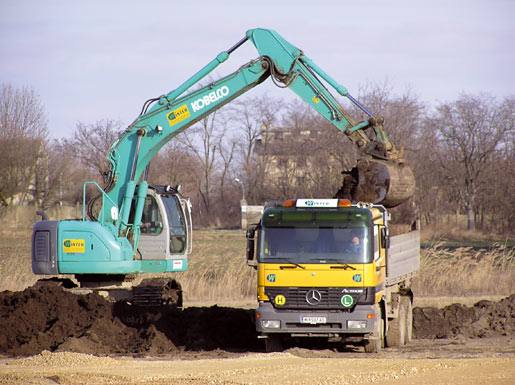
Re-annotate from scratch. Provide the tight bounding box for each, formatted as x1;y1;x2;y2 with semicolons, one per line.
338;199;352;207
283;199;296;207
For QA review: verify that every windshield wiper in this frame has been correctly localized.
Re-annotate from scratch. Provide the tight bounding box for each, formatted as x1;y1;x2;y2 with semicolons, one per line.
279;259;306;269
330;264;357;270
315;258;357;270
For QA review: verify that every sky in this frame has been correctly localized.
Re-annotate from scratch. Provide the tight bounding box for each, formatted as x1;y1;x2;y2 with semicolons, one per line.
1;0;514;139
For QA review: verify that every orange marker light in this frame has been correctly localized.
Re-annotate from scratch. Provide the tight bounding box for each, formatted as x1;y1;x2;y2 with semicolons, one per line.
282;199;296;207
367;313;375;319
338;199;352;207
256;313;261;319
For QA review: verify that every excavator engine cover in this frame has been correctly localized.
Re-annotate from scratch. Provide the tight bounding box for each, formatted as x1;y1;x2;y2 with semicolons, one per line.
336;158;415;208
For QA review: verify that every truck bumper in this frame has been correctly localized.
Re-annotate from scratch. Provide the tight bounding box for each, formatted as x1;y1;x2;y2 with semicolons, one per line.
256;302;375;336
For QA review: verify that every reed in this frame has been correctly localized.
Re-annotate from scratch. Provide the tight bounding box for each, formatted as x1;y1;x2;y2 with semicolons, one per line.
1;229;513;301
413;242;515;297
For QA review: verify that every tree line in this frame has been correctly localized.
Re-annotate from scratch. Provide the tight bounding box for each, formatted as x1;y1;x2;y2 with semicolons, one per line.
0;82;513;232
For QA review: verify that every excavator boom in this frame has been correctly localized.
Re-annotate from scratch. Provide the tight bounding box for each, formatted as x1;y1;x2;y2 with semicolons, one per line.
32;28;415;287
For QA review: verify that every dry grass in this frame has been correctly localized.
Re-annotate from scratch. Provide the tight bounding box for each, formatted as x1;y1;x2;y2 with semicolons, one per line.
0;230;38;292
173;230;256;302
421;223;515;248
413;242;515;297
1;225;513;304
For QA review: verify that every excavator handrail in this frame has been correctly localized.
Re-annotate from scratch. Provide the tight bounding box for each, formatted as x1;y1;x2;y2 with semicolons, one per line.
82;182;120;224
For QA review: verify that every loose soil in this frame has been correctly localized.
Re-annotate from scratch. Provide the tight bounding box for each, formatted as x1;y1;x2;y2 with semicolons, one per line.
0;282;514;384
0;281;514;357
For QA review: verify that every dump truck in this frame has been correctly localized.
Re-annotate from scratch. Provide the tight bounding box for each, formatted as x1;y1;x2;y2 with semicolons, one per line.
246;198;419;352
32;28;415;304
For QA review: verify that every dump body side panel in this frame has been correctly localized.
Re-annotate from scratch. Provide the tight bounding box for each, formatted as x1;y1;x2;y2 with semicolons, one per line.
386;230;420;286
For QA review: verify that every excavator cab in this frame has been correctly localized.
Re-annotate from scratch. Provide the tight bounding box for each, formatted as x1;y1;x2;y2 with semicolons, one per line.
131;184;192;260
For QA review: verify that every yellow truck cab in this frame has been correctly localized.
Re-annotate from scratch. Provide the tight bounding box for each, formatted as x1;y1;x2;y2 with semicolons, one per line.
246;198;419;352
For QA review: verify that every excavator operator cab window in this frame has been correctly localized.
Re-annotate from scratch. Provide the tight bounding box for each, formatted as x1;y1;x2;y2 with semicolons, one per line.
140;196;163;235
160;194;187;254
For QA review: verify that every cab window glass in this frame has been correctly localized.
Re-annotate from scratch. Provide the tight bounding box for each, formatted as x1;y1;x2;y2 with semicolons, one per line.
161;195;187;254
141;196;163;235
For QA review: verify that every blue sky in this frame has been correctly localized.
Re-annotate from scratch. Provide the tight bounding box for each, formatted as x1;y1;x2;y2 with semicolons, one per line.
1;0;513;138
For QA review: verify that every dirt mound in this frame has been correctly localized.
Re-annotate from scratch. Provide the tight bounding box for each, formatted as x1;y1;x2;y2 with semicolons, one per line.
0;282;259;357
1;282;513;357
413;294;515;339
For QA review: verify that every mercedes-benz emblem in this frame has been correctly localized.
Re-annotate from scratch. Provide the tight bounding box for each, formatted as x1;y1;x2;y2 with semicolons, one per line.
305;289;322;305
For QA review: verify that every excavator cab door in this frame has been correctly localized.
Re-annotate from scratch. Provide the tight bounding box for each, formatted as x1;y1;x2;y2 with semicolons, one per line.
136;188;191;260
159;193;191;257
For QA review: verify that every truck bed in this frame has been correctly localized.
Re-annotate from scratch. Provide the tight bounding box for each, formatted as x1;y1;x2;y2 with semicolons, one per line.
386;230;420;286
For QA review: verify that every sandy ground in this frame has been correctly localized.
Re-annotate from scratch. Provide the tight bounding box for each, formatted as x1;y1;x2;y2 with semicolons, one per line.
1;284;514;384
1;337;514;385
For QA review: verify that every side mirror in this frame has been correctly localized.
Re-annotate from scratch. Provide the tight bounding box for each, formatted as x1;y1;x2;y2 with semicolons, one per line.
246;224;258;262
381;227;390;249
246;238;255;261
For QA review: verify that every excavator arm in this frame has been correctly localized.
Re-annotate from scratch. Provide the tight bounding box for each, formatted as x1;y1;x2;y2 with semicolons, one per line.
102;28;414;248
31;28;415;286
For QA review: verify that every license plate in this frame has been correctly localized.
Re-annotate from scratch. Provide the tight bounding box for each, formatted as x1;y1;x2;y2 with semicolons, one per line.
300;316;327;324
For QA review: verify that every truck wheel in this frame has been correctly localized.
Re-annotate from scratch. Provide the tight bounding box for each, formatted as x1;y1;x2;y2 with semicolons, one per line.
385;300;406;347
402;296;413;344
265;334;284;353
364;305;384;353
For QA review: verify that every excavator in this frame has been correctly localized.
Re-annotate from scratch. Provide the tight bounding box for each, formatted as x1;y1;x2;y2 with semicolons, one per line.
31;28;415;305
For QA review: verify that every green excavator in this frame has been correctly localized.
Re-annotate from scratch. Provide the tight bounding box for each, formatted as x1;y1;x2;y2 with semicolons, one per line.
31;28;415;304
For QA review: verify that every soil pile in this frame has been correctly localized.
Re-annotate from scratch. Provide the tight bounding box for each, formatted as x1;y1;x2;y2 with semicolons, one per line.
0;282;513;357
0;281;258;357
413;294;515;339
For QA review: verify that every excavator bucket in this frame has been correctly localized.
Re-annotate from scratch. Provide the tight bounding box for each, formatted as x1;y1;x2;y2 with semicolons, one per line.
335;158;416;208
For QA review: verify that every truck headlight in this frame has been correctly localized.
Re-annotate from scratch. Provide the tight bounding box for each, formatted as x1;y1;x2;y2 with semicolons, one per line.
262;320;281;328
347;320;367;329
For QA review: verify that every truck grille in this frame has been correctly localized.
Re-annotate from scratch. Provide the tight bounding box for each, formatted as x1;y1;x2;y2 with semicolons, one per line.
265;287;367;310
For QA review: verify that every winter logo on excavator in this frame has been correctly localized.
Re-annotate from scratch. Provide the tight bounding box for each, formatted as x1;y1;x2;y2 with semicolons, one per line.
63;239;85;253
167;105;191;127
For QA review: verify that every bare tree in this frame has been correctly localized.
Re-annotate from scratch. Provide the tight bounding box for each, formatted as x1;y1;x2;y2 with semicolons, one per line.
229;95;284;203
147;140;201;190
428;94;513;231
177;110;223;221
356;81;425;155
217;134;236;203
0;84;48;206
68;119;123;178
33;139;93;207
472;96;515;232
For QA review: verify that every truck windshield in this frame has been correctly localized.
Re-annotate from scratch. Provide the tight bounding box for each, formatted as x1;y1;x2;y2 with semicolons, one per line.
260;226;370;264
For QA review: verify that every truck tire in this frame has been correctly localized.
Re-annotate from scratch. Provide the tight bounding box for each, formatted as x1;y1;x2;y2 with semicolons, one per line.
265;334;284;353
402;296;413;344
364;305;384;353
385;300;406;347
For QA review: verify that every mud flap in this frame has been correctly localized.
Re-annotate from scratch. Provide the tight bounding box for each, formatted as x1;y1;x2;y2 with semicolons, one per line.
364;304;384;353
